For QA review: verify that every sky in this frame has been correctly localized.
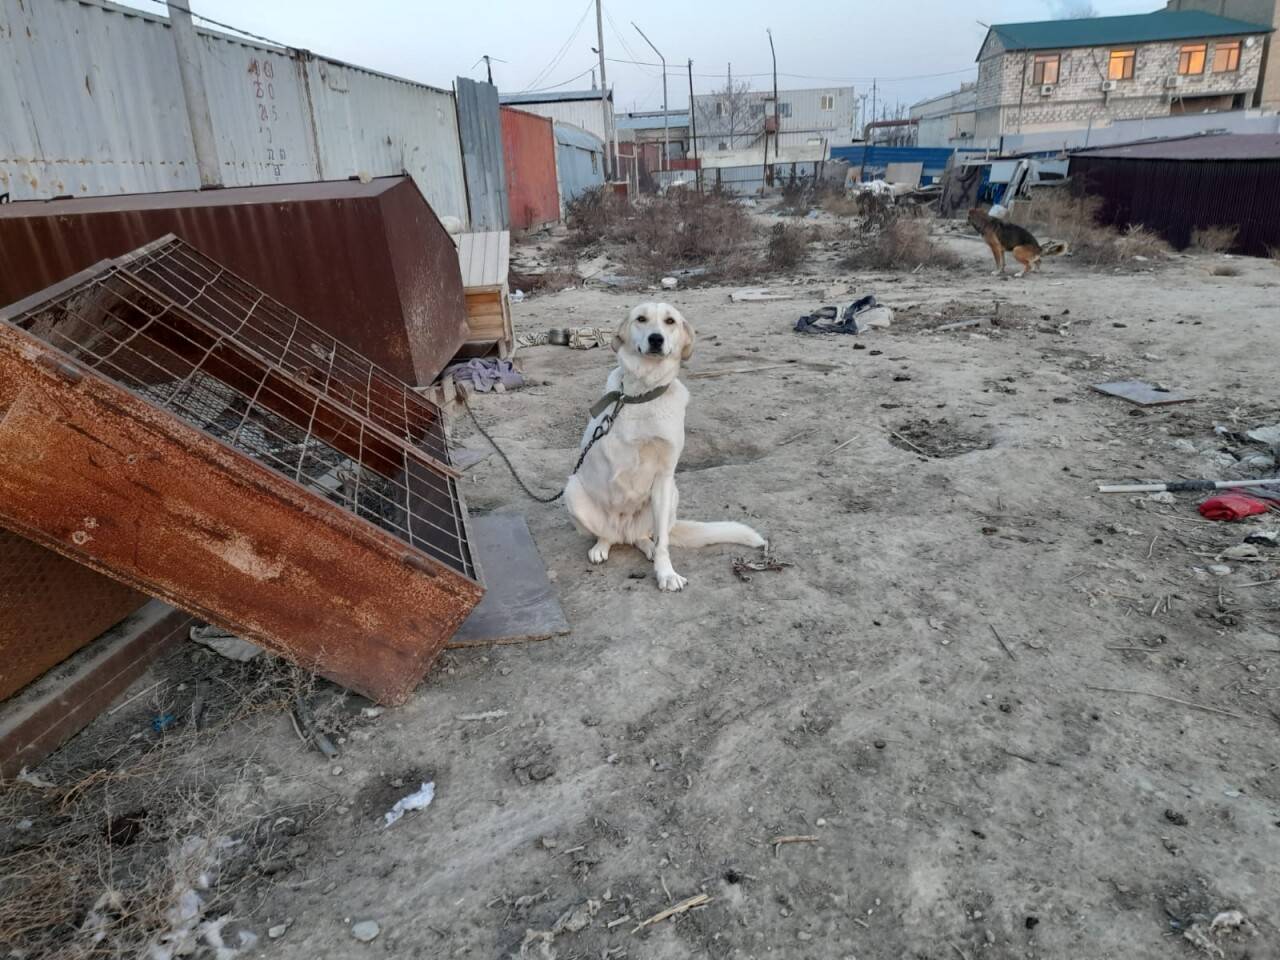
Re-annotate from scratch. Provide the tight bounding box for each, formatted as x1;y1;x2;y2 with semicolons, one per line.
139;0;1160;116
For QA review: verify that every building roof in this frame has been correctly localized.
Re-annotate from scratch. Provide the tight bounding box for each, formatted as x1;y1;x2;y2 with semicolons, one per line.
616;112;690;131
980;10;1272;58
499;88;612;105
553;122;605;151
1071;132;1280;161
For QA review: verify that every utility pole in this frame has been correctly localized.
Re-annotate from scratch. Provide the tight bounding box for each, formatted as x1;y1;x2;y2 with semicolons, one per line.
727;62;732;147
688;59;701;193
473;54;506;85
767;28;778;186
167;0;221;188
632;21;668;173
594;0;618;180
870;78;877;142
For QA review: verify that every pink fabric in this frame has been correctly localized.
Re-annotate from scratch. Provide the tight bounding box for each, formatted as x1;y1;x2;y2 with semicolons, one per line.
1199;493;1272;521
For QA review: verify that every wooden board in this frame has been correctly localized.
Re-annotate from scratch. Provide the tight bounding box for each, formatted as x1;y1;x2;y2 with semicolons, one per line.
447;513;569;648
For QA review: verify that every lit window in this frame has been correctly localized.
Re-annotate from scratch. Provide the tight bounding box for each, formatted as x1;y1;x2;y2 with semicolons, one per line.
1032;53;1060;85
1178;43;1206;75
819;94;834;111
1108;49;1135;80
1213;40;1240;72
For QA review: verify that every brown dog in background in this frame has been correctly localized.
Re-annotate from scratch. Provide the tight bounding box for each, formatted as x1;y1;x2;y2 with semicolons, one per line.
967;207;1067;277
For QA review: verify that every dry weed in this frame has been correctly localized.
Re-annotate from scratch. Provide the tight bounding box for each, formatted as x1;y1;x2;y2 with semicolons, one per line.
562;186;629;249
1189;224;1239;253
765;223;811;270
844;216;960;271
0;657;338;958
1014;188;1171;265
820;191;861;219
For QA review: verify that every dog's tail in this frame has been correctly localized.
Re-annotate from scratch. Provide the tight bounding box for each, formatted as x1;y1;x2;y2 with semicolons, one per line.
1040;240;1069;257
668;520;766;549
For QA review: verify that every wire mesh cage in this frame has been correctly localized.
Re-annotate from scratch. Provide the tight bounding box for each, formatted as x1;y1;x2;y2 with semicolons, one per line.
6;236;475;581
0;235;482;703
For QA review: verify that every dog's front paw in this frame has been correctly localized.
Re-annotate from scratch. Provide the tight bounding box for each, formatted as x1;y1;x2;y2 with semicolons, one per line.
656;570;688;592
588;540;611;564
990;268;1002;276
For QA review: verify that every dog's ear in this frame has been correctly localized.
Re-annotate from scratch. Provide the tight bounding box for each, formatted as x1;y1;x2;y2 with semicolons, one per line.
611;317;629;353
678;312;696;362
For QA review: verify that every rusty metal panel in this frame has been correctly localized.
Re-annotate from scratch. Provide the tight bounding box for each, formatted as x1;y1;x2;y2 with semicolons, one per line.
501;107;561;232
0;529;147;702
0;176;468;386
0;238;482;705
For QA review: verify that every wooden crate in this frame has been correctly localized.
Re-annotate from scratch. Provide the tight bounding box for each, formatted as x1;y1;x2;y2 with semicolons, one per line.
455;231;514;359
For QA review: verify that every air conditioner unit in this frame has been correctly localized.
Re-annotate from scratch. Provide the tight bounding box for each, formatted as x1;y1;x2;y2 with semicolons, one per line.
1100;80;1117;92
1039;84;1054;96
1164;76;1181;89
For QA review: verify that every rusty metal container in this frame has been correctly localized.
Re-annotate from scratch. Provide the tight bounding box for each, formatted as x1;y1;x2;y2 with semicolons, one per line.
0;237;482;705
0;176;467;386
0;530;147;702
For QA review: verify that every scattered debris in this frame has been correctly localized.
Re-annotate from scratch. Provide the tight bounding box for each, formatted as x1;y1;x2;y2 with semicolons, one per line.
660;277;678;290
445;358;525;393
456;710;508;722
795;296;886;335
1182;909;1253;957
383;782;435;828
520;899;601;957
1091;380;1194;406
731;287;797;302
190;625;263;662
1198;492;1280;521
770;834;819;856
632;894;711;933
1085;685;1243;719
351;920;381;943
731;553;794;581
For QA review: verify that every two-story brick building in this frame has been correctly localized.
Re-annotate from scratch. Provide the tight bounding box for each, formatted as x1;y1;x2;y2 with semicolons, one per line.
974;10;1273;142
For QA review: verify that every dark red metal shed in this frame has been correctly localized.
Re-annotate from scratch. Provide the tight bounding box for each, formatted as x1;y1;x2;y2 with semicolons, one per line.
500;107;561;232
0;176;467;386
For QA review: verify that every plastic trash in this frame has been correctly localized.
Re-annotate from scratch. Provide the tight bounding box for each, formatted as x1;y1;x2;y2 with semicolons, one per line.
384;782;435;827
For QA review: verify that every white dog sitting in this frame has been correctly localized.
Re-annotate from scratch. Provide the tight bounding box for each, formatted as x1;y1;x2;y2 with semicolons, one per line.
563;302;766;591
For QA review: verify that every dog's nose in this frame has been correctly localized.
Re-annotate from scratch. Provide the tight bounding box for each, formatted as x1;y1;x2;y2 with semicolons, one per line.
647;332;664;350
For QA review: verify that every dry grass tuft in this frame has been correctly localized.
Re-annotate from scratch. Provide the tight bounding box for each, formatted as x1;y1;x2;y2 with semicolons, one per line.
1013;188;1171;266
0;657;340;958
843;215;960;272
765;222;811;270
563;186;760;280
1189;224;1239;254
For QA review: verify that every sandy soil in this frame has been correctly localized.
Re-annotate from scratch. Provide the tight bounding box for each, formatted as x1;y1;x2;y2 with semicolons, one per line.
13;220;1280;960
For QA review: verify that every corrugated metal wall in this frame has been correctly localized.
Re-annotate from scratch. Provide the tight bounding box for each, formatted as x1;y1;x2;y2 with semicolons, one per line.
455;77;509;230
554;122;604;213
500;107;559;232
1069;154;1280;256
0;0;468;221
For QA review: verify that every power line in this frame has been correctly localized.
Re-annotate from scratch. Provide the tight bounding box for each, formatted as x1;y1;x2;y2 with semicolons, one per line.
522;64;598;95
523;0;594;92
138;0;289;48
606;56;977;84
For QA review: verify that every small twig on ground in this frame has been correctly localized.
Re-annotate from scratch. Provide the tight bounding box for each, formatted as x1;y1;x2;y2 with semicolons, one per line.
818;435;860;463
732;554;794;582
607;915;632;929
1147;534;1159;559
888;430;930;457
107;679;166;716
660;874;672;904
951;943;971;960
770;834;819;857
1085;685;1244;719
632;894;711;933
776;427;817;448
989;624;1016;661
456;710;508;721
293;695;339;759
1001;748;1040;765
1238;578;1280;588
853;918;870;929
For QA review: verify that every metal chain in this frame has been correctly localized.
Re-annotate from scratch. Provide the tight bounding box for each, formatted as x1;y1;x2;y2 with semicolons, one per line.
460;392;623;504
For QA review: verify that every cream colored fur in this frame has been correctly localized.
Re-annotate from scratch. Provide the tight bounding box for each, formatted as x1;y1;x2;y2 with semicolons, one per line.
563;302;766;591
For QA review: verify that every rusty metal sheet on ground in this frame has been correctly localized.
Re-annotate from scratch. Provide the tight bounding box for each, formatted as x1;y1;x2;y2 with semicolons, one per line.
1092;380;1195;406
448;513;568;648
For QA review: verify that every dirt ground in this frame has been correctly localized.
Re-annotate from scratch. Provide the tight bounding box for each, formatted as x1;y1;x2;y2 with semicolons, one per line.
6;214;1280;960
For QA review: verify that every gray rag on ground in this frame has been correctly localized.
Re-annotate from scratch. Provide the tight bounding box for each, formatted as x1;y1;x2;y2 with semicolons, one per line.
445;358;525;392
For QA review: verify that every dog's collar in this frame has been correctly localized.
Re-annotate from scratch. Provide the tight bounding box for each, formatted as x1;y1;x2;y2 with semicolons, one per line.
589;384;669;419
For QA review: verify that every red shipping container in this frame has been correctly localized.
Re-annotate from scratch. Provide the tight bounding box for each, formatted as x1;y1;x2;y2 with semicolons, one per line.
500;107;560;232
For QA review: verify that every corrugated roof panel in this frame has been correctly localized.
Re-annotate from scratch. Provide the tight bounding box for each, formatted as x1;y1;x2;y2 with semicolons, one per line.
554;122;605;151
987;10;1273;53
1071;132;1280;161
500;89;612;105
